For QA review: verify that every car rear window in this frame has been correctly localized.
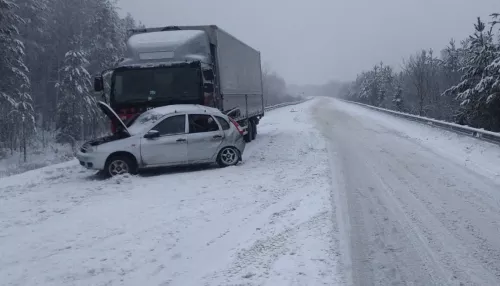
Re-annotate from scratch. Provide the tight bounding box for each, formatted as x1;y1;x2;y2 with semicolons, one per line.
214;116;230;130
188;114;220;133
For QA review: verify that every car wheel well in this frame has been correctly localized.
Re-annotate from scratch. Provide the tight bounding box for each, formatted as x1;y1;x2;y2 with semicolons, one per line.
105;151;138;168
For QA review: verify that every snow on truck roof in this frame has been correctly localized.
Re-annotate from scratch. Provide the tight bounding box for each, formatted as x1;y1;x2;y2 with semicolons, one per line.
128;30;205;47
123;30;211;65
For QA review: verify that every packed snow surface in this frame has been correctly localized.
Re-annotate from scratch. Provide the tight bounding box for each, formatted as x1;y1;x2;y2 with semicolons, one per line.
315;97;500;286
0;100;341;286
3;97;500;286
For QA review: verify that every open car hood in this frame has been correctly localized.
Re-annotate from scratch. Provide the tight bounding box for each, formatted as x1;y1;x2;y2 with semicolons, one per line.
97;101;130;136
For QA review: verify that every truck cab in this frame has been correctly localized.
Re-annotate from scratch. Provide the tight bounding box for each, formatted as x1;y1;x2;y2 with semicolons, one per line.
95;27;218;125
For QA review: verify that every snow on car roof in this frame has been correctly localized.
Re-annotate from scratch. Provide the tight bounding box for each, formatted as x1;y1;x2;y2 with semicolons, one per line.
149;104;222;115
126;104;222;135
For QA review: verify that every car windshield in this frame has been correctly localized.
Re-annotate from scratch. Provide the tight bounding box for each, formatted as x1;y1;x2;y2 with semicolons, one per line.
126;109;166;135
111;66;201;104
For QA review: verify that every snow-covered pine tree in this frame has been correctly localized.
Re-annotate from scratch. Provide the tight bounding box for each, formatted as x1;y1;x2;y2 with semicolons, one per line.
346;77;361;100
0;0;35;161
55;47;94;147
87;0;125;71
441;39;463;83
358;72;370;103
392;72;404;111
358;68;379;105
475;14;500;107
376;63;393;107
444;17;498;129
16;0;52;144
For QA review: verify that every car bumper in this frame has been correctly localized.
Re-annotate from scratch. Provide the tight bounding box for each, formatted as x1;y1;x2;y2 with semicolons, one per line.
75;150;107;170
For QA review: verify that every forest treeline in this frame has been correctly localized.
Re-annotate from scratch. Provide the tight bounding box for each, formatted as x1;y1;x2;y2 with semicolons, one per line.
338;14;500;131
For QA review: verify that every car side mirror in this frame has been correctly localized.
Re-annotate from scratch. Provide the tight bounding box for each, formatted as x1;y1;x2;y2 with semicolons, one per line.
144;130;160;139
203;83;214;93
94;76;104;92
203;69;214;81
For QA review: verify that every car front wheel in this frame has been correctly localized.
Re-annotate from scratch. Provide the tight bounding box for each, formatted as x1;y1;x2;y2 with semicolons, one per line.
217;147;241;167
105;155;137;177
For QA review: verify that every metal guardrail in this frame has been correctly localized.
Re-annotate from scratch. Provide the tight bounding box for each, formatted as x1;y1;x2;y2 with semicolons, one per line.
341;99;500;145
265;98;312;111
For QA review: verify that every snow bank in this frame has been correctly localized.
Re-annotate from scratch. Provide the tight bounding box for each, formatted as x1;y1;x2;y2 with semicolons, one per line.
0;137;77;178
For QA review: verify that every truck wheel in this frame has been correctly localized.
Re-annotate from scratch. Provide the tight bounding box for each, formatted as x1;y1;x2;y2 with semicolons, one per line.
251;120;257;140
244;121;253;142
217;147;241;167
105;154;138;177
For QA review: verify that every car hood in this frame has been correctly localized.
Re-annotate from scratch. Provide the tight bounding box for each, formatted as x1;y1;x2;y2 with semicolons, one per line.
98;101;130;136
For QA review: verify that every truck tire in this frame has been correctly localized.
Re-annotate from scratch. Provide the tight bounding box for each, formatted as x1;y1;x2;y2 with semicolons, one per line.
244;121;253;143
105;154;138;177
251;120;257;140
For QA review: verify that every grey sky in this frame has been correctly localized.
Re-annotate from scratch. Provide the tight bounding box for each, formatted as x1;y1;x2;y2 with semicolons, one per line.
117;0;499;85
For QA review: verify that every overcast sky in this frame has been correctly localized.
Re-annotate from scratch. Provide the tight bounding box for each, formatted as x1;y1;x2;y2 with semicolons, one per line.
117;0;499;85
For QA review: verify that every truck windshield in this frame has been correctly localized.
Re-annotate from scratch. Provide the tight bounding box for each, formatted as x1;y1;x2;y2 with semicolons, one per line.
111;67;201;104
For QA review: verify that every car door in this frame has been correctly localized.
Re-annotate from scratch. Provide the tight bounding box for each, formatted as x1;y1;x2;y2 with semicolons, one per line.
186;114;224;163
140;114;188;166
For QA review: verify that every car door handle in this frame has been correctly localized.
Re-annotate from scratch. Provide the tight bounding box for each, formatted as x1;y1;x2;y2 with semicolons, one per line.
176;138;186;142
212;135;223;139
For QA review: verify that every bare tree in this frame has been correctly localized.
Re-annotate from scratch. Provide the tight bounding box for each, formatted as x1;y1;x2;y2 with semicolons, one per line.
403;50;430;116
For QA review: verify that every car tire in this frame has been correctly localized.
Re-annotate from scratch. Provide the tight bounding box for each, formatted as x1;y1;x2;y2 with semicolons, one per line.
217;147;241;167
105;154;138;177
244;121;253;143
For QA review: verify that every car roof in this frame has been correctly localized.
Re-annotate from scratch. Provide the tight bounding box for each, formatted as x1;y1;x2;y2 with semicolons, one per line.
144;104;222;116
126;104;225;136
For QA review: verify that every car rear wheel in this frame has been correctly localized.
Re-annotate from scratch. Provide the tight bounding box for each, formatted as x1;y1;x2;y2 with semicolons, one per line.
105;155;137;177
217;147;240;167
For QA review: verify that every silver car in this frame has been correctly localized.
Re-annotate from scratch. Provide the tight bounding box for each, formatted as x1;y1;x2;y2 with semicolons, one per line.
76;102;246;177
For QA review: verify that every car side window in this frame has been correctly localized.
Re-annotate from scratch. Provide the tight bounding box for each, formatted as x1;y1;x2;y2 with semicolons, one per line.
214;116;230;130
153;114;186;136
188;114;220;133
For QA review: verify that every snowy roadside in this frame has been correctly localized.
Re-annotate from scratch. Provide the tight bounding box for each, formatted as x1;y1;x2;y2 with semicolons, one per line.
332;98;500;183
0;142;76;178
0;99;342;286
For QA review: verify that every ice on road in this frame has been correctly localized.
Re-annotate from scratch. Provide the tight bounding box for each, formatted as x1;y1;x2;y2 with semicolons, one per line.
0;101;341;286
315;98;500;286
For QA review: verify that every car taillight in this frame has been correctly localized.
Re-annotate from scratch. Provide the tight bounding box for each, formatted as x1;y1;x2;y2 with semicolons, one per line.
228;117;245;135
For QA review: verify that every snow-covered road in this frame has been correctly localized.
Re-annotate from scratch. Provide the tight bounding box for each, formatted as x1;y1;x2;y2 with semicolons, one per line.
0;100;341;286
315;98;500;286
3;97;500;286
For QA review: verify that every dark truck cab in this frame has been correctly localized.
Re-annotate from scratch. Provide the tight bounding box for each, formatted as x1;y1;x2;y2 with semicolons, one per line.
94;25;264;142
